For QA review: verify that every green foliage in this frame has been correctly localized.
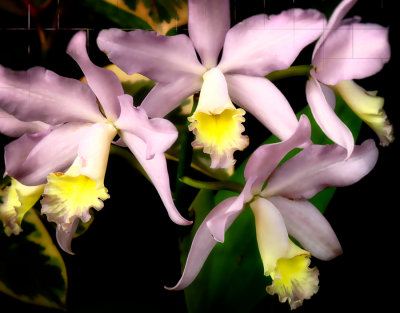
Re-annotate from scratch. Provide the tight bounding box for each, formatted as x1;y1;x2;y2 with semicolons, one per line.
0;210;67;310
125;0;184;24
81;0;187;34
82;0;152;30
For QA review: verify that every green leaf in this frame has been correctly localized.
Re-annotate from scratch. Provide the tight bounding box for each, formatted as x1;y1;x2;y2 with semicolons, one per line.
82;0;152;30
182;190;267;313
182;95;363;312
73;214;95;239
0;210;67;310
82;0;188;35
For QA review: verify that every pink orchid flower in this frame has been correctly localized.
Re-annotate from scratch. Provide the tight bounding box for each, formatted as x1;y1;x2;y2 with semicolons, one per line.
0;31;190;253
306;0;391;158
167;115;378;309
97;0;326;168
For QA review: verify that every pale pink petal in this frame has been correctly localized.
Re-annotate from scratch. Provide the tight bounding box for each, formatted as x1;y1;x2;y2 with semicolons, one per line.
5;122;93;186
244;115;311;193
320;82;336;109
0;108;49;137
262;139;378;200
188;0;230;68
56;218;79;255
206;176;256;243
120;131;191;226
67;31;123;122
306;72;354;157
115;94;178;159
269;196;342;261
139;75;202;118
4;128;50;178
166;197;238;290
313;22;390;85
313;0;358;57
97;29;205;83
218;9;325;76
0;65;103;125
225;74;299;141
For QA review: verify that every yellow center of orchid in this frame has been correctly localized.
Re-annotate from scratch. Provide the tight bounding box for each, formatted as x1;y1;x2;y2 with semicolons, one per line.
188;67;249;169
188;107;248;168
0;178;44;236
41;172;109;227
267;253;319;310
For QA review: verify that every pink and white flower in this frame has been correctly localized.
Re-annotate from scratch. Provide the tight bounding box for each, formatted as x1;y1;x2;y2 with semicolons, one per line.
306;0;392;157
97;0;326;168
0;31;189;253
167;115;378;309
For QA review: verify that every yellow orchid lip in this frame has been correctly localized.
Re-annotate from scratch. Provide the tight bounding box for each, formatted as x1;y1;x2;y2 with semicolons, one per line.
41;172;109;228
0;182;22;236
0;178;44;236
188;108;249;168
267;252;319;310
333;80;394;146
188;67;249;168
189;107;249;168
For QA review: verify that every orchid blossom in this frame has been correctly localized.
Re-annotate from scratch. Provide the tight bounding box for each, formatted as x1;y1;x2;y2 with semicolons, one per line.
97;0;327;169
167;115;378;309
0;31;190;253
0;177;44;236
306;0;392;158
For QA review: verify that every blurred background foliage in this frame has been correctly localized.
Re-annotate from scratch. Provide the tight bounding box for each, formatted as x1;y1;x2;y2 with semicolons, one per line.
0;1;398;312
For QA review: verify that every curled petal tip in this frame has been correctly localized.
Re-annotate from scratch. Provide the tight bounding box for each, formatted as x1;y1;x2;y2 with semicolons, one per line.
56;219;79;255
164;284;179;291
66;31;86;55
171;214;193;226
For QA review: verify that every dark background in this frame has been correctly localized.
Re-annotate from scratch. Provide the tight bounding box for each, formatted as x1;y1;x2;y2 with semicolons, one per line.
0;0;398;312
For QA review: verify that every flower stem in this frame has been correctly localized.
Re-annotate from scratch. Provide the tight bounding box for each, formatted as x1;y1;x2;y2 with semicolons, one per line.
180;176;244;194
173;94;199;205
265;65;313;81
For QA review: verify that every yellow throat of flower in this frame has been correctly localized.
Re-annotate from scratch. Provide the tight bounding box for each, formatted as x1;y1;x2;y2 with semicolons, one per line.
267;243;319;310
188;67;249;169
189;107;249;168
0;178;44;236
41;168;109;229
333;80;394;146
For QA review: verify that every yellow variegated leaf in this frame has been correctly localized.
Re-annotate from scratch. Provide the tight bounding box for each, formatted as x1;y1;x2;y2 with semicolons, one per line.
85;0;188;35
0;209;67;309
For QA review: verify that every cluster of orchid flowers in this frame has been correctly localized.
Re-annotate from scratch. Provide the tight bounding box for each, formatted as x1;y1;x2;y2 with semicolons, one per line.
0;0;392;309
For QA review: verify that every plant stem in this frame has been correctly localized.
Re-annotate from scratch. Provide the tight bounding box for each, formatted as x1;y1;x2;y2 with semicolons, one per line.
265;65;313;81
180;176;244;194
173;94;199;205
